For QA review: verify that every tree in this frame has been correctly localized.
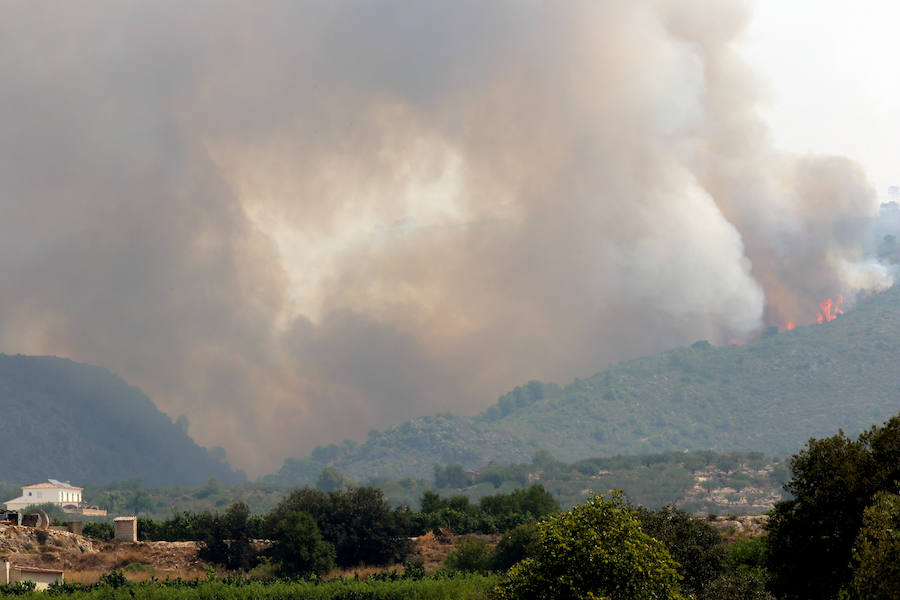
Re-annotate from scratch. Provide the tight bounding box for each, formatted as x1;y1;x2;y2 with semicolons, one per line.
443;537;494;574
848;491;900;599
316;467;351;492
434;463;473;488
766;413;900;600
635;505;724;595
491;523;540;571
267;487;412;567
322;487;413;566
480;485;560;520
271;511;335;577
494;491;684;600
196;502;257;570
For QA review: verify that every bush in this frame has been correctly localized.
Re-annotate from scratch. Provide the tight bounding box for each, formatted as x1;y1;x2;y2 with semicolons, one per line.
494;491;684;600
491;523;540;571
848;491;900;599
271;510;335;577
82;521;114;541
268;487;413;567
766;414;900;599
443;538;494;574
196;502;259;570
696;572;774;600
635;505;724;595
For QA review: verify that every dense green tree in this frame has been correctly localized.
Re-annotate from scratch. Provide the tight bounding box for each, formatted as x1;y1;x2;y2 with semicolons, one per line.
766;414;900;600
267;487;412;567
419;490;447;513
635;505;724;595
271;511;335;577
847;491;900;599
494;491;684;600
316;467;351;492
443;537;494;574
479;485;559;520
434;463;473;488
491;523;540;571
82;521;114;541
196;502;257;570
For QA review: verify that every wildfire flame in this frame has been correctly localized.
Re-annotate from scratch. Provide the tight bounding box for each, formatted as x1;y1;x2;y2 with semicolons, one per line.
784;295;844;331
817;295;844;324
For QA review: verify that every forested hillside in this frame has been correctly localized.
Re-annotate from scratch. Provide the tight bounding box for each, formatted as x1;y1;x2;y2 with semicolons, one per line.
0;354;244;486
269;286;900;484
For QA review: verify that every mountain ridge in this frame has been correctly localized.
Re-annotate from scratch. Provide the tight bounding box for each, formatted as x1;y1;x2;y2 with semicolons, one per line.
0;354;245;486
267;286;900;484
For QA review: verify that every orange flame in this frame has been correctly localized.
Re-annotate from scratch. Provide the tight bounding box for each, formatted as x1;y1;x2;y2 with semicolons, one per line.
817;295;844;323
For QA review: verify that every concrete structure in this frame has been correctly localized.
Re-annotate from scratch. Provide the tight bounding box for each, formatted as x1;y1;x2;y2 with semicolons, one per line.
2;561;64;590
114;516;137;542
3;480;106;516
66;521;83;535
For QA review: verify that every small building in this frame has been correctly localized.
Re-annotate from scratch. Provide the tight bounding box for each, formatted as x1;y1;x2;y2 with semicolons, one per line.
114;516;138;542
2;561;64;590
3;480;106;516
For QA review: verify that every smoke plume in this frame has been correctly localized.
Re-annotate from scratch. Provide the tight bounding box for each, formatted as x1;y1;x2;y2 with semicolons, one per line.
0;0;890;474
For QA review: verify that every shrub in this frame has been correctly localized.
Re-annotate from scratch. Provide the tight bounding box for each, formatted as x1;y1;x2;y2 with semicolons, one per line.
491;523;540;571
443;538;494;574
494;491;684;600
82;521;114;541
271;510;335;577
848;491;900;599
635;505;724;595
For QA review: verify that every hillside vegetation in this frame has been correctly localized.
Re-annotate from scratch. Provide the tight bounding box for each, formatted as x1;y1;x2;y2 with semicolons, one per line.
269;286;900;483
0;354;244;486
59;450;785;519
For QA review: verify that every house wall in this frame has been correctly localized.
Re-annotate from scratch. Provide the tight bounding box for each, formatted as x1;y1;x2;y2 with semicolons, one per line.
1;563;62;591
6;485;84;511
9;569;63;591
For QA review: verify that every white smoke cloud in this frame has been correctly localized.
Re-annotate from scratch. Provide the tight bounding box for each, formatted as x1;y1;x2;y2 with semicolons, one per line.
0;0;888;474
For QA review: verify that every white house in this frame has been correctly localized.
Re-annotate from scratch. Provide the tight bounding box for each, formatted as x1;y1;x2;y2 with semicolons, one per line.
3;479;83;512
2;561;64;590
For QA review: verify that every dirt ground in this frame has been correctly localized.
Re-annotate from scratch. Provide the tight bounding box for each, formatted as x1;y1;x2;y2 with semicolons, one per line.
0;525;207;583
0;524;497;583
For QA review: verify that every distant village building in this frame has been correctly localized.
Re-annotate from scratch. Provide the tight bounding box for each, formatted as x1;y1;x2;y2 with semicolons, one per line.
3;480;106;516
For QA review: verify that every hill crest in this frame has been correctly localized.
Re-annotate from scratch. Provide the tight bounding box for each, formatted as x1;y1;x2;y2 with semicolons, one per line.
0;354;245;486
267;286;900;484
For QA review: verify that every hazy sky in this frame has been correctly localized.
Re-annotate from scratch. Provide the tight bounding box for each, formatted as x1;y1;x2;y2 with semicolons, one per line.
1;0;896;475
740;0;899;196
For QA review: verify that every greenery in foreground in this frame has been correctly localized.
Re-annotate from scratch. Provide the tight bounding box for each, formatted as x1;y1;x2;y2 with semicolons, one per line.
59;412;900;600
1;573;498;600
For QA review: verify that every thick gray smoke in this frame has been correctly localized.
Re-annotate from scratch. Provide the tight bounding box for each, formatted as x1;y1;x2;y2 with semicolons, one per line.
0;0;890;474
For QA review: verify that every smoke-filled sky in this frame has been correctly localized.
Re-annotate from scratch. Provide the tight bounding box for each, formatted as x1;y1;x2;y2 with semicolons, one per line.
2;0;896;475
